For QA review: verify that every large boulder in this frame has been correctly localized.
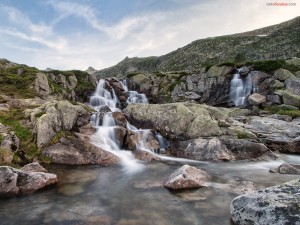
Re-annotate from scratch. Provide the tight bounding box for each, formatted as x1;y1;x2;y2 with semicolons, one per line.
274;68;295;81
285;77;300;95
245;116;300;153
270;163;300;175
248;93;266;106
231;179;300;225
170;138;269;161
43;136;120;165
35;73;50;96
164;165;210;190
0;166;57;197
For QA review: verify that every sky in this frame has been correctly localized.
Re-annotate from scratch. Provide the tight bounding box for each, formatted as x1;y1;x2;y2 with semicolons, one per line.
0;0;299;70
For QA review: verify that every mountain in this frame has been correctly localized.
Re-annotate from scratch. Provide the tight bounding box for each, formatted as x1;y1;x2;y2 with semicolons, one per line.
95;16;300;78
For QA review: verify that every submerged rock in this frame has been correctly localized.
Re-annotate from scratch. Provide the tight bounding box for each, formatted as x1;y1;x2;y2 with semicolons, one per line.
164;165;210;190
0;166;57;197
230;179;300;225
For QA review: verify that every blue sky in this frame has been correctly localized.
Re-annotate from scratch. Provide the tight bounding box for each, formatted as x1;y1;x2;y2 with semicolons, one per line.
0;0;299;70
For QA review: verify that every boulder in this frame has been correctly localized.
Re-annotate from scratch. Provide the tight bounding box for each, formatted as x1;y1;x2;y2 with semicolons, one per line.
0;132;20;152
285;77;300;95
230;179;300;225
281;91;300;108
88;73;98;87
274;68;295;81
164;165;210;190
286;57;300;66
133;149;160;162
68;75;77;90
112;112;127;128
206;65;232;77
43;137;120;165
125;130;160;151
0;166;57;197
270;163;300;175
245;116;300;153
21;162;48;173
35;73;50;96
248;93;266;106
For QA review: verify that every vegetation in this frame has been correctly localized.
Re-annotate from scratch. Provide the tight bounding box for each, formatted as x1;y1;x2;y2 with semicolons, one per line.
246;59;300;73
0;109;39;164
0;64;39;98
265;105;300;118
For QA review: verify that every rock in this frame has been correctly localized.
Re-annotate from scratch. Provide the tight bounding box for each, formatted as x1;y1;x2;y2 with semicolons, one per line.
268;114;292;122
133;149;160;162
295;71;300;78
164;165;210;190
286;57;300;66
125;130;160;151
212;179;256;195
270;163;300;175
274;68;295;81
21;162;48;173
36;106;61;148
0;148;13;164
67;75;77;90
170;138;268;161
248;93;266;105
282;90;300;108
88;73;98;87
56;74;68;89
170;138;235;161
245;116;300;153
114;126;127;148
57;100;81;130
267;94;282;104
0;132;20;152
230;179;300;225
0;166;57;197
77;123;96;135
112;112;127;128
43;136;120;165
35;73;50;96
206;65;232;77
285;77;300;95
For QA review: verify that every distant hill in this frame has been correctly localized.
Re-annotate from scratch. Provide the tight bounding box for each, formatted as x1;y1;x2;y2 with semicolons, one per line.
95;16;300;78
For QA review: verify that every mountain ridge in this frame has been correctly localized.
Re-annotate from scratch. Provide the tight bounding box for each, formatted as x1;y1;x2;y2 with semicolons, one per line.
94;16;300;78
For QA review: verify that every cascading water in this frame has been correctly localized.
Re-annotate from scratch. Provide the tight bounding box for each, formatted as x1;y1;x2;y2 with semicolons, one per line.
230;70;257;107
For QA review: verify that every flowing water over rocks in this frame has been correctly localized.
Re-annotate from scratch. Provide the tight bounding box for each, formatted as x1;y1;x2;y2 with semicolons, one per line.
0;155;299;225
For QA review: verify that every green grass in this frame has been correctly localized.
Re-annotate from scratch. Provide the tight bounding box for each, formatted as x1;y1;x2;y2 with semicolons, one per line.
0;65;39;98
265;106;300;118
246;59;300;73
0;109;40;164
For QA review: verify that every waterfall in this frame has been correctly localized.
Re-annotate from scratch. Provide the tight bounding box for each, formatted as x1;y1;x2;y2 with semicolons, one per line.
89;80;143;173
230;71;254;107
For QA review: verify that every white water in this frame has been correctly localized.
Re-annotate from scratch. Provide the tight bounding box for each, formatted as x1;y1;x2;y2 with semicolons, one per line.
230;71;257;107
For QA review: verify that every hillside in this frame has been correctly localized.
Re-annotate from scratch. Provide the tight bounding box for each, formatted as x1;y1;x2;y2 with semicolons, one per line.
95;16;300;78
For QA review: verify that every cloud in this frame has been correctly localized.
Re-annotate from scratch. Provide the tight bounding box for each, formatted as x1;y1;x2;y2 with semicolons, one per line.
0;0;299;70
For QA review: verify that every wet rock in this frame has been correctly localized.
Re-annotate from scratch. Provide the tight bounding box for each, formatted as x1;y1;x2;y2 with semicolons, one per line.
0;166;57;197
44;136;120;165
212;179;256;195
164;165;210;190
21;162;48;173
114;126;127;148
274;68;295;81
230;179;300;225
245;116;300;153
77;123;96;135
248;93;266;106
170;138;235;161
35;73;50;96
125;130;160;151
58;184;84;196
112;112;127;127
270;163;300;175
133;149;160;162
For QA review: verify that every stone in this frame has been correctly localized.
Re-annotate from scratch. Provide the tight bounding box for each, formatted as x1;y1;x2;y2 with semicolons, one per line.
133;149;160;162
21;162;48;173
282;90;300;108
285;77;300;95
56;100;80;130
0;148;13;164
67;75;77;90
206;65;232;77
0;132;20;152
43;136;120;165
248;93;267;105
245;116;300;153
56;74;68;89
270;163;300;175
268;114;292;122
267;94;282;104
274;68;295;81
0;166;57;197
125;130;160;151
230;179;300;225
35;73;50;96
77;123;96;135
286;57;300;66
88;73;98;87
112;112;127;127
114;126;127;148
164;165;210;190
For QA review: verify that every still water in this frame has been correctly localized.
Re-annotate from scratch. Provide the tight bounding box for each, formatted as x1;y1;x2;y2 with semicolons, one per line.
0;154;299;225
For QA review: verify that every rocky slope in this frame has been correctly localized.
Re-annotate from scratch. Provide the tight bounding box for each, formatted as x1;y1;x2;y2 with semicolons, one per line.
94;16;300;78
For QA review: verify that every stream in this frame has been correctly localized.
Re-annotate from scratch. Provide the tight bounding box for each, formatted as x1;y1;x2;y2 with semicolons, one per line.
0;154;299;225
